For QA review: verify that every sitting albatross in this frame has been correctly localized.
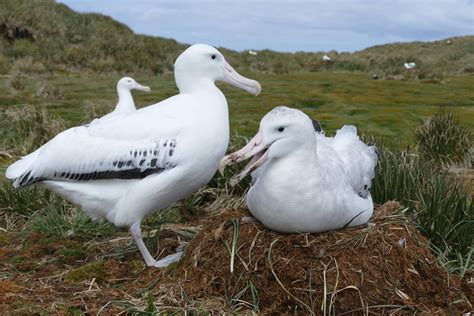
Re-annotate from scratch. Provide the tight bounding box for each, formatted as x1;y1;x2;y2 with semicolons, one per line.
90;77;150;124
219;106;378;233
5;44;261;267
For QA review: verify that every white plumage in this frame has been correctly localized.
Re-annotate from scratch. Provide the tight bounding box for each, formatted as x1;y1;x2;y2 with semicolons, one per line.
404;62;416;69
322;54;331;62
90;76;150;125
6;44;261;267
220;106;378;233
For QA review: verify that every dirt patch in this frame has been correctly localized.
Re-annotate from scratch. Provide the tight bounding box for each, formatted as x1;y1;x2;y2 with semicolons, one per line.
163;201;472;314
0;202;471;314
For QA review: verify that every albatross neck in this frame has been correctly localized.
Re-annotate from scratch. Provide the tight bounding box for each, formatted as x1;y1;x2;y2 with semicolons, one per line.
175;71;222;95
116;87;135;112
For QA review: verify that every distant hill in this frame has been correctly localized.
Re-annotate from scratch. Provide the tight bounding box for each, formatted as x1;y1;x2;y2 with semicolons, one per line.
1;0;473;77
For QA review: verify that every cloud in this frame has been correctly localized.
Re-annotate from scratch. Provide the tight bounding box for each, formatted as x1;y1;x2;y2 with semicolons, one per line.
60;0;474;52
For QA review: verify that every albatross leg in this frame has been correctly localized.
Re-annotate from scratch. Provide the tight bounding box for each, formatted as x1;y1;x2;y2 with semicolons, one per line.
153;251;183;268
130;222;159;267
130;222;183;268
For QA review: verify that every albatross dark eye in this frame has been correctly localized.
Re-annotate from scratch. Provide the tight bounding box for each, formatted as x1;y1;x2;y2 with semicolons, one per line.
211;54;216;60
278;127;285;132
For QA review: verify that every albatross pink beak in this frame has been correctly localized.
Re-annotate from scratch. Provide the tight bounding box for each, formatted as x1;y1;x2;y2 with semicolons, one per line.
134;82;151;92
219;130;270;186
222;61;261;96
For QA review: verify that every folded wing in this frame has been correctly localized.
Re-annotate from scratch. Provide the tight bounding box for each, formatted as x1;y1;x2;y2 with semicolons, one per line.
7;123;178;189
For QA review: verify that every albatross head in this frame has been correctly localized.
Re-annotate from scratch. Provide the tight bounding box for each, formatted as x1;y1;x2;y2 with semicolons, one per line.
174;44;261;95
117;77;151;92
219;106;316;185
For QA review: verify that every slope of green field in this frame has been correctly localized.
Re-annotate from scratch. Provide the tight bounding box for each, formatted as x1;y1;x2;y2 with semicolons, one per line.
1;0;473;76
1;72;472;146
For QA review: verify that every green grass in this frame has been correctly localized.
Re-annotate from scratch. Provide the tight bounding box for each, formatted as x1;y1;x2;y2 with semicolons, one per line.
1;1;473;77
29;203;118;240
0;71;472;277
372;144;473;268
415;110;472;165
1;72;473;153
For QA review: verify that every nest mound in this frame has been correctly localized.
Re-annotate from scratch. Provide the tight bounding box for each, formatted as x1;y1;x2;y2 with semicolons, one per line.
163;201;471;314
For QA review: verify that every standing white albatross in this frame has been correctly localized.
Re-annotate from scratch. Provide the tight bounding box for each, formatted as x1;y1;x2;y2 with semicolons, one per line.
5;44;261;267
90;77;150;124
219;106;378;233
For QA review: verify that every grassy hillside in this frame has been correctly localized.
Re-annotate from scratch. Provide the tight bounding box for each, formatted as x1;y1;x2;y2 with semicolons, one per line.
1;0;473;77
1;72;473;147
0;1;472;314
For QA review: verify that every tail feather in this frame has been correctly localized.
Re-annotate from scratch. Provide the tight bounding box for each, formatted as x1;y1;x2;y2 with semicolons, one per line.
336;125;357;137
331;125;378;198
5;150;40;188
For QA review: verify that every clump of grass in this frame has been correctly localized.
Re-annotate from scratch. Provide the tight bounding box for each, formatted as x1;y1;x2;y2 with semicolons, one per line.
415;110;472;166
29;203;117;239
11;57;46;75
64;261;107;283
0;54;12;73
416;174;473;260
35;81;63;100
82;100;113;122
0;181;65;217
0;104;65;156
372;144;473;268
6;72;25;93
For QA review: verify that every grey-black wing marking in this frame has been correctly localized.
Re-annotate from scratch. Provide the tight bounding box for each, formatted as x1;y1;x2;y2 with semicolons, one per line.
312;119;324;134
356;184;371;199
15;139;178;187
355;145;379;199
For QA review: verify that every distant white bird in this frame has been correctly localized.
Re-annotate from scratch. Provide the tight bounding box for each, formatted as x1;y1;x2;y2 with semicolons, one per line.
322;55;331;62
91;77;150;124
404;62;416;70
248;50;258;56
219;106;378;233
6;44;261;268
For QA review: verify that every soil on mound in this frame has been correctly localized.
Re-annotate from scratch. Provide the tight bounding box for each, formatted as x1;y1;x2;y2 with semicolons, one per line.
164;201;471;314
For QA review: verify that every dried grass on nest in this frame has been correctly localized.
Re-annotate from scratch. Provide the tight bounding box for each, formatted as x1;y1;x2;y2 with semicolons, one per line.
161;201;472;314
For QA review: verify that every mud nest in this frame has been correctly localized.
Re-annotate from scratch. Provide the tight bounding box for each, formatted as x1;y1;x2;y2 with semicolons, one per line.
162;201;472;314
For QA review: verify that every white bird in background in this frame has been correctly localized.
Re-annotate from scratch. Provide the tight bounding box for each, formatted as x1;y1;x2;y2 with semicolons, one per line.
248;50;258;56
6;44;261;268
404;62;416;70
322;54;331;62
90;77;150;124
220;106;378;233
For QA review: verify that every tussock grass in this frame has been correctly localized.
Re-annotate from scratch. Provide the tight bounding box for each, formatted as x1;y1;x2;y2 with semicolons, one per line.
0;104;65;156
372;144;473;269
6;72;25;93
415;110;472;166
35;80;63;100
82;99;114;123
0;182;63;217
29;203;117;239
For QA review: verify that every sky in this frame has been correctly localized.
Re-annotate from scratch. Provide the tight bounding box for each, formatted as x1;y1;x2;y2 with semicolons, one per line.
59;0;474;52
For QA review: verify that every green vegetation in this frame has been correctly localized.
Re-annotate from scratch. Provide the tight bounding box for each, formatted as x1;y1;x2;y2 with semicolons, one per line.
0;0;472;313
372;144;473;269
1;0;473;77
30;203;117;239
65;261;107;283
415;110;472;165
0;73;472;150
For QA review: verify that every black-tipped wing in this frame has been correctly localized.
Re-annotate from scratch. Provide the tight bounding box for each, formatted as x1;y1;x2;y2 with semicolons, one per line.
12;127;178;188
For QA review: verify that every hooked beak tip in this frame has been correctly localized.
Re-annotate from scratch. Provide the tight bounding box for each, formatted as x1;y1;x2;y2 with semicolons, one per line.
253;82;262;96
218;156;231;176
